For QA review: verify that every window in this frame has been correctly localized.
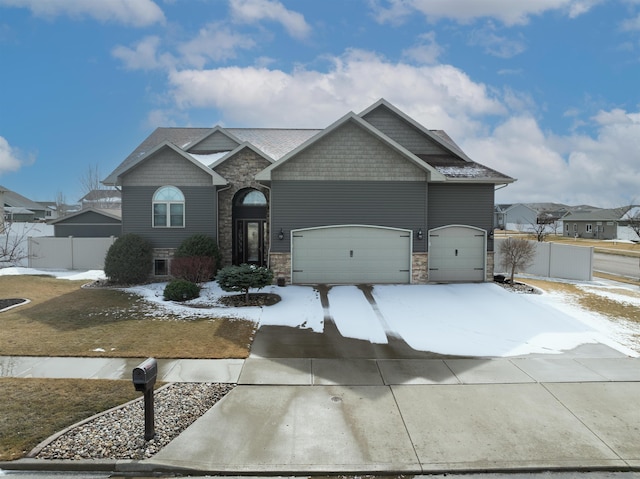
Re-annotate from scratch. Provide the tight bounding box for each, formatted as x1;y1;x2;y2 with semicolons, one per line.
236;189;267;206
153;186;184;227
154;259;168;276
586;224;592;233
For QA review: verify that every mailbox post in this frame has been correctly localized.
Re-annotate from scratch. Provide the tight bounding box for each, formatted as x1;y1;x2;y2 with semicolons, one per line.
132;357;157;441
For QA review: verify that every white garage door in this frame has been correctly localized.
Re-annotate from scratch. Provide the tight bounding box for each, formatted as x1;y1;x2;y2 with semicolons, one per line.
291;225;412;284
428;225;486;282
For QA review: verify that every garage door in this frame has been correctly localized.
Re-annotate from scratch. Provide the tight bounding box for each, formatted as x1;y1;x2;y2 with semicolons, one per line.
291;225;412;284
428;225;486;282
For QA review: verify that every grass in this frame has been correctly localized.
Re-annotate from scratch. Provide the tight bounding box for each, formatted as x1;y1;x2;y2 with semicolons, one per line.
0;275;256;359
0;274;259;461
522;278;640;323
0;378;139;461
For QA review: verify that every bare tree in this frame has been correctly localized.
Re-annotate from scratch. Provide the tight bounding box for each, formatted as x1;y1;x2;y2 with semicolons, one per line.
79;163;118;209
498;237;536;284
0;219;34;267
622;204;640;241
55;190;69;218
79;163;103;198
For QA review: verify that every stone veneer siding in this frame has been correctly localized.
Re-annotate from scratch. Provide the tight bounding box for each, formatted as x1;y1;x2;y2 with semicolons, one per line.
213;150;272;267
269;252;291;285
412;253;428;283
486;252;495;281
152;247;174;279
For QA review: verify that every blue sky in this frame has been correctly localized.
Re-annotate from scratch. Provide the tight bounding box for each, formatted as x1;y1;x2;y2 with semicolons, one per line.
1;0;639;208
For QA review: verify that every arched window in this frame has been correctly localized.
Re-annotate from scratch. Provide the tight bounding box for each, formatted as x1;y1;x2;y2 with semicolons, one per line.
153;186;185;227
235;189;267;206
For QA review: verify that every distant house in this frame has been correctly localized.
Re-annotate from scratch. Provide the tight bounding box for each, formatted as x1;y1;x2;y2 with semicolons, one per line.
494;203;538;230
104;98;515;284
79;189;121;210
562;206;640;241
49;208;122;238
1;185;49;222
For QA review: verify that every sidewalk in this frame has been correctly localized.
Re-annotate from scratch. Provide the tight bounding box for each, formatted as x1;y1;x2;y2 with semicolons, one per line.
3;354;640;474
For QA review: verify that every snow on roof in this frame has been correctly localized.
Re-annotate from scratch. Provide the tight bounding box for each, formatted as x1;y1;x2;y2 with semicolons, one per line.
189;151;231;166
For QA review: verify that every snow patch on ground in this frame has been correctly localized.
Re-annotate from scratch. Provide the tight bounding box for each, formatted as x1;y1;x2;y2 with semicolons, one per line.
2;267;638;357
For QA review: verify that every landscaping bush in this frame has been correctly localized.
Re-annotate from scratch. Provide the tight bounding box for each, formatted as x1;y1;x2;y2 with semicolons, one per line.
215;264;274;305
170;256;216;284
171;234;221;283
163;279;200;302
104;234;153;285
175;234;221;267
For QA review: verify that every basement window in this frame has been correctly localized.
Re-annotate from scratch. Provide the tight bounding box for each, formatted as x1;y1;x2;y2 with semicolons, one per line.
154;259;168;276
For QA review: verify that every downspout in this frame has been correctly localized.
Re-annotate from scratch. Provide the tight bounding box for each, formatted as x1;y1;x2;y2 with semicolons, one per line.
259;182;273;269
215;183;232;247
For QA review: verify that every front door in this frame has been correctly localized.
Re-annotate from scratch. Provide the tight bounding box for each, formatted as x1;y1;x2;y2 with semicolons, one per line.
232;188;268;266
235;219;266;265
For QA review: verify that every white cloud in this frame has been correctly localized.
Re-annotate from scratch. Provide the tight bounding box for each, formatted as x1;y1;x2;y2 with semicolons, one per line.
112;36;174;71
230;0;311;39
167;49;505;135
621;14;640;31
402;31;443;64
0;0;165;27
178;23;256;68
468;23;526;58
465;109;640;207
0;136;30;175
371;0;602;26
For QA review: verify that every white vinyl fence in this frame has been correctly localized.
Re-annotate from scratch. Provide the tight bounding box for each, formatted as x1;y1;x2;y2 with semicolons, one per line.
494;238;593;281
28;236;116;270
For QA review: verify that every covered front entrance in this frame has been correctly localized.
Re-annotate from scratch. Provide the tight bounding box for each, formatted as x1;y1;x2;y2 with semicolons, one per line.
232;188;267;266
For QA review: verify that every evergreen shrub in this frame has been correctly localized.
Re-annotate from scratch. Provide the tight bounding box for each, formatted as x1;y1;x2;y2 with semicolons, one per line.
163;279;200;301
104;234;153;285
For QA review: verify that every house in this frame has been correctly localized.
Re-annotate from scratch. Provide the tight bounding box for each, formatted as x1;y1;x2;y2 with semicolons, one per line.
563;206;640;241
1;185;49;222
79;189;121;210
494;203;538;230
49;208;122;238
103;99;515;284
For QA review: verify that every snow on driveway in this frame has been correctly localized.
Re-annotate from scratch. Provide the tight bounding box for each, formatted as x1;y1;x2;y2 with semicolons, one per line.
2;267;636;357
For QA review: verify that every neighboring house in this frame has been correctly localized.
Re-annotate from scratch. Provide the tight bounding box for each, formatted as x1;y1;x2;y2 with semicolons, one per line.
49;208;122;238
37;201;59;220
562;206;640;240
79;189;121;210
0;185;48;221
103;99;515;284
494;203;538;230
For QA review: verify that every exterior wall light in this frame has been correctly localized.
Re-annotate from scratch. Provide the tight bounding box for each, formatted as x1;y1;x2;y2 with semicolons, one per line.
417;228;424;241
278;228;285;241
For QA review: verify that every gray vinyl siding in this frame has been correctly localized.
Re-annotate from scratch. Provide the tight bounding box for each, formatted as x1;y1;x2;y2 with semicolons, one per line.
427;183;494;251
190;131;239;153
54;224;121;238
122;185;217;249
270;181;427;252
122;148;214;187
362;107;448;155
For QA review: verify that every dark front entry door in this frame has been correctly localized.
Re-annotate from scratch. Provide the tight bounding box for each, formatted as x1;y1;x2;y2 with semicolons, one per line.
235;219;266;265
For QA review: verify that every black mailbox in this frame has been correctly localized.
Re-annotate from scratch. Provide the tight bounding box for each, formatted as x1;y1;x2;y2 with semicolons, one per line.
132;357;158;441
132;357;157;392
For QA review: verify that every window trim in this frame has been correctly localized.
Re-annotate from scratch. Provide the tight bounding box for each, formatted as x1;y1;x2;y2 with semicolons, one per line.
152;186;185;228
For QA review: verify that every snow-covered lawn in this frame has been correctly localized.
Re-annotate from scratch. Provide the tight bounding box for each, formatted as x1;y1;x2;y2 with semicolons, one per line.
2;267;639;358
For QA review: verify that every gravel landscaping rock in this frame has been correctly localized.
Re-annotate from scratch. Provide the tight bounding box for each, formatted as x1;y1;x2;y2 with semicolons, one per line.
33;382;234;460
